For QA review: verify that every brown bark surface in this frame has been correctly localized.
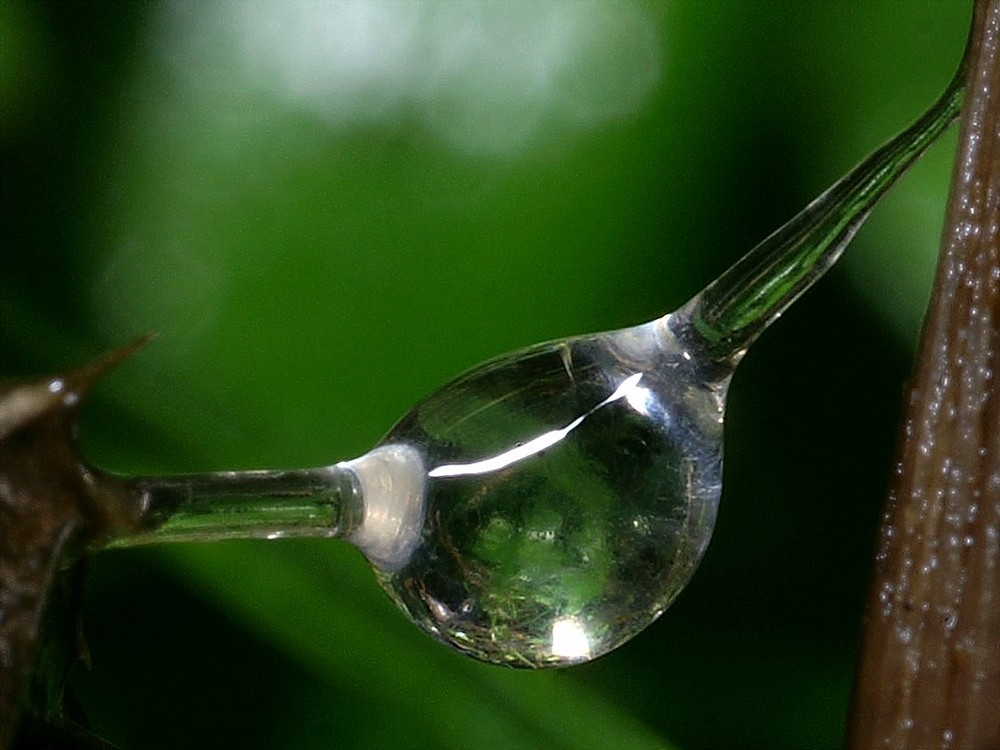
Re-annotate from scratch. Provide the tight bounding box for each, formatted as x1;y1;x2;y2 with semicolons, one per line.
0;343;146;748
847;1;1000;747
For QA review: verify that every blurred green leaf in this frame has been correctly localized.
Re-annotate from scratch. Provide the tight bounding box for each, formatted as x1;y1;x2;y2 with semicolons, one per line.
159;541;669;750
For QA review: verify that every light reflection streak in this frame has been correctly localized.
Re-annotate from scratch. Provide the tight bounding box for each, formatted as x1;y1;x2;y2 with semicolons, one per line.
429;373;644;478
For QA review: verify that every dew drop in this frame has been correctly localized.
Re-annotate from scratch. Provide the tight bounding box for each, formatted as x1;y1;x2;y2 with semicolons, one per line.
356;318;728;666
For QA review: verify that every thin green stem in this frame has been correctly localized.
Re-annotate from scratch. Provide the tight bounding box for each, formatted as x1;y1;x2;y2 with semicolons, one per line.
683;76;964;363
111;467;359;546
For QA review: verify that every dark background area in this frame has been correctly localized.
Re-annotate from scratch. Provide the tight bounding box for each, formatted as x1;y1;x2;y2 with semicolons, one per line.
1;2;970;748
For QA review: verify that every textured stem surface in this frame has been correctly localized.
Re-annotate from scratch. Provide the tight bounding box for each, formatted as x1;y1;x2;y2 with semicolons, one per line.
847;0;1000;746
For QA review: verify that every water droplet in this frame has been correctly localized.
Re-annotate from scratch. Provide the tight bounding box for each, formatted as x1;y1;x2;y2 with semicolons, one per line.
364;318;727;666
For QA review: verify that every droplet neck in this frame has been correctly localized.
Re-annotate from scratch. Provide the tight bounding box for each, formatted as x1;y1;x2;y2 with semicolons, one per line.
652;312;741;386
685;76;964;364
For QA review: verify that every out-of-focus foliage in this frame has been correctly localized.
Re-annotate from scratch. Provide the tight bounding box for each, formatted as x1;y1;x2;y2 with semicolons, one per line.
0;2;968;748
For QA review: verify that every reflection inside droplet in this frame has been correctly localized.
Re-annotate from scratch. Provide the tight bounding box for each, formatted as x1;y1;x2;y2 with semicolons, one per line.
551;617;591;660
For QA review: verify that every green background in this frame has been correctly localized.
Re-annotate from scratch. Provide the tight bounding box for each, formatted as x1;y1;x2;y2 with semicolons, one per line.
1;2;969;748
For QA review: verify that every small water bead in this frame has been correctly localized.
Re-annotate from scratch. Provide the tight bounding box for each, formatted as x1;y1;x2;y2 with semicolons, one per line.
343;315;728;666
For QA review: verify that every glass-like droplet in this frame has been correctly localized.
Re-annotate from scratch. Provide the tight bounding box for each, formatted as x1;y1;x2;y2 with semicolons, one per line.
367;317;728;667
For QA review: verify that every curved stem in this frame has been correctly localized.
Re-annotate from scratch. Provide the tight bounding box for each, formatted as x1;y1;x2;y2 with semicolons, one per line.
110;467;359;546
683;75;964;364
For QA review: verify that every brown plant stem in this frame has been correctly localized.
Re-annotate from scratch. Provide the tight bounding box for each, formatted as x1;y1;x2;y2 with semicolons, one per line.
846;0;1000;747
0;339;149;749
